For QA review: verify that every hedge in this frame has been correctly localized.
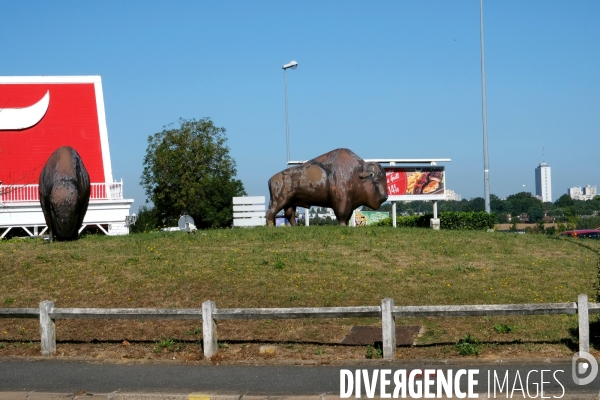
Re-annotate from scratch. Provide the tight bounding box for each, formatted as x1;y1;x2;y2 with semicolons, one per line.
375;211;497;231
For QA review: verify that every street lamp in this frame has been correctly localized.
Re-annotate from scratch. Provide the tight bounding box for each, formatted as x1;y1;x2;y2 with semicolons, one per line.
480;0;491;214
283;60;298;163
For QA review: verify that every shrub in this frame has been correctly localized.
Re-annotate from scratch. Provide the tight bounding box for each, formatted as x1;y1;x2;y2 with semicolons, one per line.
578;216;600;230
376;211;496;231
439;212;496;231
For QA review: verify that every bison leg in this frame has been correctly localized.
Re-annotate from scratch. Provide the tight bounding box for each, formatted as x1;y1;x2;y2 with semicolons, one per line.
336;213;352;226
332;200;354;226
266;200;281;227
39;196;54;242
284;206;297;226
335;205;357;226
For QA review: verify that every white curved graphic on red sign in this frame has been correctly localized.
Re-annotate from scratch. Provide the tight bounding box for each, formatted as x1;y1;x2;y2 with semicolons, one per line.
0;90;50;130
0;79;110;185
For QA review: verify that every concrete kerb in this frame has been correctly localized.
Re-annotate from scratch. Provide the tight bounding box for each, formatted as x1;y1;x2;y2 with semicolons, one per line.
1;393;600;400
0;395;329;400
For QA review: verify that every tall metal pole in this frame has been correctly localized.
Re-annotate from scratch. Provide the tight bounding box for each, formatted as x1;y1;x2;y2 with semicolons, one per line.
284;68;290;163
480;0;491;213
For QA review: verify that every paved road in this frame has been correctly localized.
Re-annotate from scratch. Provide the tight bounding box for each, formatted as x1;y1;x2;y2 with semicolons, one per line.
0;358;599;397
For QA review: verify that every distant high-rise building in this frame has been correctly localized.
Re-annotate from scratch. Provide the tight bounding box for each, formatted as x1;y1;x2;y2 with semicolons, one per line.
535;162;552;202
569;185;597;201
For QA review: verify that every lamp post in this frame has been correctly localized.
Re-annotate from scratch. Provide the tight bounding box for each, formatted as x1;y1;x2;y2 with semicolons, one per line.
480;0;491;214
283;60;298;163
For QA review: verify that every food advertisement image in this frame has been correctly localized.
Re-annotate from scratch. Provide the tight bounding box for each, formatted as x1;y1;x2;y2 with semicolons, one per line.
384;167;445;201
354;211;390;226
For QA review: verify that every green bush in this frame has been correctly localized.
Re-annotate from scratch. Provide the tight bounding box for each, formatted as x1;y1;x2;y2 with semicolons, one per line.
439;212;497;230
376;211;496;231
578;216;600;230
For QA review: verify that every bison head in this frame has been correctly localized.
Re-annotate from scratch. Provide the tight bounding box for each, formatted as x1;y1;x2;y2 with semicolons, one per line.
358;162;388;210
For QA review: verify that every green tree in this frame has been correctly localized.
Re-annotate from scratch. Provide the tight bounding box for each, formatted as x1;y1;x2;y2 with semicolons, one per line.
496;212;509;223
527;205;544;223
141;118;246;229
555;194;574;208
505;192;542;215
467;197;485;212
129;205;159;233
490;194;505;214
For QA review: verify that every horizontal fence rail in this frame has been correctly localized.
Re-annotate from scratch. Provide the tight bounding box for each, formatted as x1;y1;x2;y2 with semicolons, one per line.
214;306;382;320
0;295;594;359
393;302;580;317
0;308;39;318
50;308;203;320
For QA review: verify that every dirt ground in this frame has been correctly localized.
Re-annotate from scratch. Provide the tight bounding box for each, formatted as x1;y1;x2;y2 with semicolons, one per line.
0;318;584;365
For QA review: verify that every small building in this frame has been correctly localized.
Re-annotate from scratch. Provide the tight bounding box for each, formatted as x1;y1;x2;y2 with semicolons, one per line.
444;189;461;201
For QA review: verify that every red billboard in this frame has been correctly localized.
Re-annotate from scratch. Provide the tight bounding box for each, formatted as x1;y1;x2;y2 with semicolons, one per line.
0;76;113;185
385;166;446;201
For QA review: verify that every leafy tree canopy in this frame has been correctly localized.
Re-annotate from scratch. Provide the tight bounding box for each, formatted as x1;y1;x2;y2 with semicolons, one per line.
555;194;574;208
141;118;246;229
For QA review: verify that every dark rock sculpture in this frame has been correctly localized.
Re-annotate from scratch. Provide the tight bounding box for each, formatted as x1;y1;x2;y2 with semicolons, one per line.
39;146;90;241
266;148;388;226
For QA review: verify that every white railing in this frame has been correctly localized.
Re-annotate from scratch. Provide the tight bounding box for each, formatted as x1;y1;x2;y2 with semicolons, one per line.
0;184;39;202
0;180;123;203
0;295;594;359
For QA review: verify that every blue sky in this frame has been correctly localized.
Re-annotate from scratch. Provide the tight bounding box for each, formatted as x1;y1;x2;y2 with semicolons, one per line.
4;1;599;209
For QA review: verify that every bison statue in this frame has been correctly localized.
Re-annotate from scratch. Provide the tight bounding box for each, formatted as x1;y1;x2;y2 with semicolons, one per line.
39;146;91;241
266;148;388;226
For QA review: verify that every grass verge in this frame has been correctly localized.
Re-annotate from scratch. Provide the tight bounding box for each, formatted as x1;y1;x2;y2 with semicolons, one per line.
0;226;598;362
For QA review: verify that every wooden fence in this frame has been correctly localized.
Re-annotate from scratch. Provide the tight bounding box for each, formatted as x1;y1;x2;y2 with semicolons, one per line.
0;295;596;359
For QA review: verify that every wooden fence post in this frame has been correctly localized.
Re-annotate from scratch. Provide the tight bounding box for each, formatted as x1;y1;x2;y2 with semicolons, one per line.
202;300;217;358
578;294;589;353
381;298;396;359
39;300;55;356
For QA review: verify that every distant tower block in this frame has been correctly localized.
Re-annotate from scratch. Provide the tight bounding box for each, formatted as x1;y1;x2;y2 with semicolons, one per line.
535;162;552;202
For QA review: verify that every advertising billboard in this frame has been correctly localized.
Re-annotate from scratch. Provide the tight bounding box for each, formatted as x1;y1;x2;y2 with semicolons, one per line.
354;211;389;226
0;76;113;185
384;166;446;201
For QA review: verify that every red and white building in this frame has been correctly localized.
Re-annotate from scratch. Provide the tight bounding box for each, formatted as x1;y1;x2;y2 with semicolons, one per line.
0;76;133;238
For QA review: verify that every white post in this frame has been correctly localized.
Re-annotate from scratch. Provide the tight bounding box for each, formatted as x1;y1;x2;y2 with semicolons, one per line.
305;208;309;226
430;201;440;230
39;300;56;356
202;300;218;358
578;294;589;353
381;298;396;359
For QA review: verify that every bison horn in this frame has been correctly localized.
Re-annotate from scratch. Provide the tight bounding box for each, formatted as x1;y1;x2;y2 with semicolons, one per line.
359;171;374;179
